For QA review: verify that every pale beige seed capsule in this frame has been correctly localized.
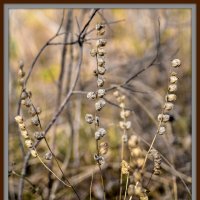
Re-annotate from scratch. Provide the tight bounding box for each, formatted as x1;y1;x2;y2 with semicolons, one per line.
158;126;166;135
165;94;177;102
99;142;109;155
31;115;40;126
97;58;105;67
95;99;106;111
25;139;33;148
90;48;97;57
87;92;96;100
85;114;94;124
97;77;104;87
121;160;130;175
96;39;107;47
113;91;119;97
97;89;106;98
96;23;105;31
97;48;106;56
18;69;25;78
19;123;26;130
21;100;26;105
131;147;142;157
119;103;125;109
128;135;139;148
157;114;170;122
30;149;37;158
125;121;131;130
168;84;177;92
97;28;106;36
164;102;174;111
137;158;145;168
44;152;52;160
98;66;106;75
21;91;28;100
15;115;23;124
169;75;178;84
119;121;125;129
171;59;181;68
36;107;42;114
29;106;36;116
21;130;29;139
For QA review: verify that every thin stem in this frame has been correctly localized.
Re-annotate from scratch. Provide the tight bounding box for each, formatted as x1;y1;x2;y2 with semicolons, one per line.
89;171;94;200
123;173;129;200
36;151;71;188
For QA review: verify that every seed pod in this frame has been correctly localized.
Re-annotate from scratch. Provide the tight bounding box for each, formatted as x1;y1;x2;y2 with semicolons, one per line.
25;98;32;107
128;135;139;148
25;139;33;148
34;131;44;140
87;92;96;100
137;158;144;168
98;128;107;137
171;71;177;76
113;91;119;97
130;147;142;157
157;114;170;122
97;89;106;98
18;69;25;78
119;103;125;109
168;84;177;92
31;115;40;126
36;107;42;114
96;39;107;47
21;130;29;139
90;48;97;57
19;123;26;130
169;75;178;84
97;48;106;56
164;102;174;111
15;115;23;124
96;23;105;31
121;160;130;175
117;95;125;103
21;99;26;106
125;121;131;129
95;131;101;140
165;94;177;102
158;126;166;135
99;142;109;155
29;106;36;116
98;28;106;35
44;152;52;160
97;77;104;87
150;148;161;175
85;114;94;124
122;134;128;143
21;91;28;100
30;149;37;158
98;66;106;75
120;110;130;119
171;59;181;68
95;99;106;111
97;57;105;67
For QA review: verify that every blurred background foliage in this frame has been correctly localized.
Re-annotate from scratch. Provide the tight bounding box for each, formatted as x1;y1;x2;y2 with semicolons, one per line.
9;8;192;200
